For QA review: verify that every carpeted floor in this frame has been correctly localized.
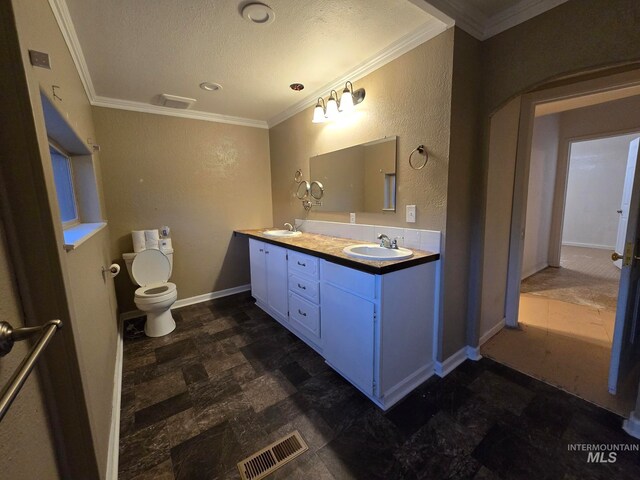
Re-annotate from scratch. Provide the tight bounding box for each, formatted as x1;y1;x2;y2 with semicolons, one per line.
521;246;620;311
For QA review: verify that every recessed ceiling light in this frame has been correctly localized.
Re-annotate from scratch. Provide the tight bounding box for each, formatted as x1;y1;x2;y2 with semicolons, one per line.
290;83;304;91
200;82;222;91
241;3;275;25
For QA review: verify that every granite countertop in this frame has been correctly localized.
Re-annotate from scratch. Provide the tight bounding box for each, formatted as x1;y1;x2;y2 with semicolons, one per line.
234;229;440;274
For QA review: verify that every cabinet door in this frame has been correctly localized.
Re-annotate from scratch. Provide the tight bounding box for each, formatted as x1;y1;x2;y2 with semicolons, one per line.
265;244;288;320
249;239;267;304
322;282;375;394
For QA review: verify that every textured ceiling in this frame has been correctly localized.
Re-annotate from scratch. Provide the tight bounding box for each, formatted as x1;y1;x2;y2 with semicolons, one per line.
64;0;440;122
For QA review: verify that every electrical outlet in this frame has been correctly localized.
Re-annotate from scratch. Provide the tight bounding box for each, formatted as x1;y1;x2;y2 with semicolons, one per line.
350;213;356;224
406;205;416;223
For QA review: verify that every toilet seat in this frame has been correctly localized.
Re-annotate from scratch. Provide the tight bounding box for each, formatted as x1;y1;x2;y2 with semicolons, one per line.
131;249;171;286
135;282;177;304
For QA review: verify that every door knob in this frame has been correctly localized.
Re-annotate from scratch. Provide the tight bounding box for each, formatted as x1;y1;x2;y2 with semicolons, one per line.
612;252;624;261
617;209;623;214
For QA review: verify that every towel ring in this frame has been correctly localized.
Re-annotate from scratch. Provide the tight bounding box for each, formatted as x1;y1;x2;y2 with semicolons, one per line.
409;144;428;170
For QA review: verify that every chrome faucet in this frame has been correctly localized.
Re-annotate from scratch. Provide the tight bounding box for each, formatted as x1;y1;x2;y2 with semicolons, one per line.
377;233;398;249
284;222;295;232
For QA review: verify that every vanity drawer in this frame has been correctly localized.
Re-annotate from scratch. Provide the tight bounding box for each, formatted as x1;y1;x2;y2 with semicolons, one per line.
321;260;376;299
289;273;319;304
288;251;319;279
289;292;321;341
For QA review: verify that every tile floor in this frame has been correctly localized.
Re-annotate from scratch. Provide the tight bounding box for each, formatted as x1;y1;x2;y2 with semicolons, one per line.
119;292;640;479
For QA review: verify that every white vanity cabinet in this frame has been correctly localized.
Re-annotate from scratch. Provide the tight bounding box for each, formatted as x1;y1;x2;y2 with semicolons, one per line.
247;236;437;410
249;239;288;321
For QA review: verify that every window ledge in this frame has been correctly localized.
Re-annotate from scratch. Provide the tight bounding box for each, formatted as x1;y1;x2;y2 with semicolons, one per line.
63;222;107;251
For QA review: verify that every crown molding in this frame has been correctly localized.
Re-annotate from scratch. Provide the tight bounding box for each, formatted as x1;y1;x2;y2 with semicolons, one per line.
91;96;269;129
48;0;96;100
267;19;449;128
484;0;568;38
421;0;568;41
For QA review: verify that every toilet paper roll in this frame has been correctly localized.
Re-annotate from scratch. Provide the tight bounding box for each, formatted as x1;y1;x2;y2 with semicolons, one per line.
108;263;120;278
145;229;160;249
132;230;146;253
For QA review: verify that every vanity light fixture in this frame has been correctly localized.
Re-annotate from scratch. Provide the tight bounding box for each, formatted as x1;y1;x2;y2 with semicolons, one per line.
311;80;366;123
312;97;326;123
325;90;340;120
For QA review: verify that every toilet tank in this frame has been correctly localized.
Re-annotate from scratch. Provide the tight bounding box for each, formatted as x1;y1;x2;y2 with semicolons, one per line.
123;248;174;285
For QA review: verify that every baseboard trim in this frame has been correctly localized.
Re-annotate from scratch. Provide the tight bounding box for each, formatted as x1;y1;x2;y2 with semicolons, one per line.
172;284;251;309
381;363;434;408
562;241;614;250
106;316;124;480
434;345;481;377
479;318;506;346
521;262;549;280
623;411;640;439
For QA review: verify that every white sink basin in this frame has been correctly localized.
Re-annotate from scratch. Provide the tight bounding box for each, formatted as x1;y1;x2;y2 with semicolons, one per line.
263;229;302;238
343;244;413;261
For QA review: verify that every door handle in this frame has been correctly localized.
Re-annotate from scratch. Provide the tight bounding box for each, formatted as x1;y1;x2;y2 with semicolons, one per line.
612;252;624;261
617;209;623;214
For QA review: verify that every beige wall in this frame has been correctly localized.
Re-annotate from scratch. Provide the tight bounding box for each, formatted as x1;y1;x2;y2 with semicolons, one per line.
0;221;59;479
482;0;640;114
522;114;560;278
93;108;273;311
7;0;119;476
270;29;454;231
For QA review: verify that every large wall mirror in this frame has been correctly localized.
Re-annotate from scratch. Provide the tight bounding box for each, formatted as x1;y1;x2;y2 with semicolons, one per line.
309;136;397;213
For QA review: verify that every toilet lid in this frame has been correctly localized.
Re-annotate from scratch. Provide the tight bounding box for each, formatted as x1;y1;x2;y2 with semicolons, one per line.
131;249;170;286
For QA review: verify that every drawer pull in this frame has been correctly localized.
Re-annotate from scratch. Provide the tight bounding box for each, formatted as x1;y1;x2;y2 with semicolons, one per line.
297;309;307;317
265;251;269;254
297;283;306;290
297;261;306;267
259;249;263;252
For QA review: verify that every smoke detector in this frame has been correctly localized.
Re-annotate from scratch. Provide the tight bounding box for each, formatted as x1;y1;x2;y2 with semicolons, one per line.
241;3;275;25
159;94;196;109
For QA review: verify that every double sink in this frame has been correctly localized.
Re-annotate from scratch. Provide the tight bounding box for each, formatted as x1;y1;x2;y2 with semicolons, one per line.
262;229;413;261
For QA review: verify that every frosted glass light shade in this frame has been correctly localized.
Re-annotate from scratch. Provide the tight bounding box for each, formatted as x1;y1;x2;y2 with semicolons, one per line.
325;97;339;120
312;105;326;123
340;89;354;112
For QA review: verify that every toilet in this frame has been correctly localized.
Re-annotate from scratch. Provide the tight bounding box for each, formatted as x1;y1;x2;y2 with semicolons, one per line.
123;248;177;337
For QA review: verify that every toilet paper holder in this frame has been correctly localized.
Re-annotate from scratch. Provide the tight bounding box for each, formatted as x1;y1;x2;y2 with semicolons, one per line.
102;264;121;278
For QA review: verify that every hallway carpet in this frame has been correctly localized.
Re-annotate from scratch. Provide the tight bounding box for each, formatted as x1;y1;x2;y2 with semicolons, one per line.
521;246;620;311
119;292;640;479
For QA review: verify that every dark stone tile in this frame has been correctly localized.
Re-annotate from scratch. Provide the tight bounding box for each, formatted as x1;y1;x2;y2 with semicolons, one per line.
135;392;192;431
472;423;566;480
155;339;198;364
171;421;243;480
188;370;242;411
279;361;311;386
229;362;260;385
396;411;483;479
181;363;208;385
241;370;297;412
135;370;187;410
469;370;534;416
203;351;248;377
119;421;171;480
165;408;200;448
521;393;574;438
483;357;533;388
260;392;313;433
318;409;409;480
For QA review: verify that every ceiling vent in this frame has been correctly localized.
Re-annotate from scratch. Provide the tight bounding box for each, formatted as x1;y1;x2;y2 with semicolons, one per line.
160;94;196;109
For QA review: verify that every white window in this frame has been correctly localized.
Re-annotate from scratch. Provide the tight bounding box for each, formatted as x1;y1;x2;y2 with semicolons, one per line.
49;144;79;227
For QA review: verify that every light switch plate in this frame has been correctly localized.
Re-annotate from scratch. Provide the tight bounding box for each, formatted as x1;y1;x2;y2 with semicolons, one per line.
406;205;416;223
29;50;51;69
350;213;356;224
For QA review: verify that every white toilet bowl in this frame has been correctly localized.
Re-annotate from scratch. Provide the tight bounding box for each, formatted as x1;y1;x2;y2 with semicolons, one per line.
125;248;177;337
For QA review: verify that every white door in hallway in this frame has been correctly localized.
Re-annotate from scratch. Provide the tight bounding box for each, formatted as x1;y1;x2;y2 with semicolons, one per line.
614;139;639;268
609;138;640;394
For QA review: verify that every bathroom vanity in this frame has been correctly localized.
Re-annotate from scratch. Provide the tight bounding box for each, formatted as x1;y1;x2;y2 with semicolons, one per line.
235;229;440;410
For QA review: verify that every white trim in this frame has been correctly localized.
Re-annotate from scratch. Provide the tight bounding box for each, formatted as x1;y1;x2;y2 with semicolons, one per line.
62;222;107;251
266;20;449;127
92;97;269;129
106;316;123;480
423;0;486;40
434;345;479;377
479;318;506;346
380;363;434;409
171;284;251;309
623;411;640;439
561;241;615;250
484;0;569;39
48;0;96;100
